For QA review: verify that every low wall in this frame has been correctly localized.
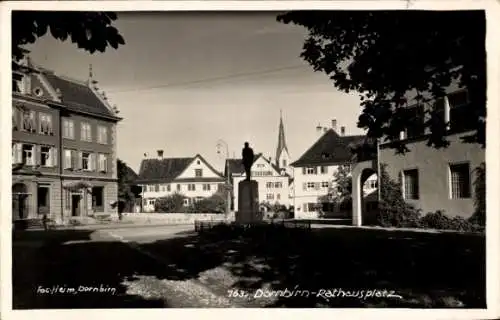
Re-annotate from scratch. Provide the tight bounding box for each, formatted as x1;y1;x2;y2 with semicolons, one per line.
119;212;235;224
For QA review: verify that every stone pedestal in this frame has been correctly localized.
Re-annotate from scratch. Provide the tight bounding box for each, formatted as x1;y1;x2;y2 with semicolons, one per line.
236;180;261;223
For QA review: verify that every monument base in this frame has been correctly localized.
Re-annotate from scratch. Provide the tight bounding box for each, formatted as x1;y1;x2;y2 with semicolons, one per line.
235;180;261;224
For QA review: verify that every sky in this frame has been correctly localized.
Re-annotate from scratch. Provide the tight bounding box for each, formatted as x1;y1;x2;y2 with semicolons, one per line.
26;11;365;173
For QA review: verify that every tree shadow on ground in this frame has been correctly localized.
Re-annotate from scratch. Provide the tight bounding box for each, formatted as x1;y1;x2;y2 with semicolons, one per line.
140;225;485;308
12;229;169;309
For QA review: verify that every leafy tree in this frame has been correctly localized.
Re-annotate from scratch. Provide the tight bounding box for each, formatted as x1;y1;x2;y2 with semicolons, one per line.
12;11;125;67
277;11;486;152
155;193;186;213
376;163;421;227
117;159;136;202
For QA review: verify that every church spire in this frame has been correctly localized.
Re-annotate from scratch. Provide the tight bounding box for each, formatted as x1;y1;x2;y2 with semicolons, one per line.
275;109;289;167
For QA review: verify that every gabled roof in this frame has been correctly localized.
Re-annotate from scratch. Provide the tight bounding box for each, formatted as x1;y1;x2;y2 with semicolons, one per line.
225;153;285;177
42;72;117;119
291;129;366;167
136;154;224;184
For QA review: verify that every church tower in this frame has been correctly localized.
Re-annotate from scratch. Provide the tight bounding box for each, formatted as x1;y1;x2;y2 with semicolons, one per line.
276;110;292;176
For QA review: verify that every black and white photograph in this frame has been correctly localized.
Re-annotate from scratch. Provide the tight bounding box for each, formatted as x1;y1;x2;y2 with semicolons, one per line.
3;0;499;317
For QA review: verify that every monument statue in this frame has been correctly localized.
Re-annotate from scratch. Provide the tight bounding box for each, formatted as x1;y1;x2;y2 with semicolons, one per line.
242;142;254;181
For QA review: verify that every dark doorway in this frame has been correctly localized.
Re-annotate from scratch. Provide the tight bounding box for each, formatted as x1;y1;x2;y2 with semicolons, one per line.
71;194;80;216
92;186;104;212
12;183;29;220
37;185;50;215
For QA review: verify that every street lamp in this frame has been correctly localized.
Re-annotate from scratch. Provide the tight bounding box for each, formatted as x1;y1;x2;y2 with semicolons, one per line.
216;139;231;217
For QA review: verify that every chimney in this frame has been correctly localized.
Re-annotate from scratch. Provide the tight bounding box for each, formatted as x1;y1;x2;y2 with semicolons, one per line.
157;150;164;159
316;123;323;134
323;127;328;133
341;126;346;136
331;119;337;132
143;153;148;158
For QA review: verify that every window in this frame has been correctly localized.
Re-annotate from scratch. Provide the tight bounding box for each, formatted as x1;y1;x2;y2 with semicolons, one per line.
366;180;378;189
304;167;317;175
266;194;274;200
40;146;51;167
203;184;211;191
63;119;75;139
22;110;36;132
275;182;282;188
277;194;281;200
448;90;475;133
167;184;171;192
82;152;91;170
81;122;92;142
266;182;273;188
97;126;108;144
64;149;72;169
405;104;426;139
282;159;287;167
304;203;316;212
195;169;203;177
92;187;104;212
39;113;53;135
177;184;181;191
196;160;200;165
22;144;34;166
98;154;108;172
321;181;330;188
306;182;316;190
37;185;50;215
450;163;471;199
320;166;328;174
188;184;196;191
154;184;160;192
403;169;419;200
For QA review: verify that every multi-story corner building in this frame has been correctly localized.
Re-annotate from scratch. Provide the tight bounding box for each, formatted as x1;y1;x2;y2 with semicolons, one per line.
226;153;292;210
136;151;226;212
351;85;485;225
291;119;378;219
12;58;121;225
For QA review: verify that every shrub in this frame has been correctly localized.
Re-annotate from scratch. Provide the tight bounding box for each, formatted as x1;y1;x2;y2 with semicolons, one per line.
420;210;484;232
375;164;421;227
189;194;226;213
155;193;186;213
469;162;485;226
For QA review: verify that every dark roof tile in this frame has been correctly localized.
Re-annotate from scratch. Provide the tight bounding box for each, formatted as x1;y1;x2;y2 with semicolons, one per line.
291;129;366;167
43;72;116;118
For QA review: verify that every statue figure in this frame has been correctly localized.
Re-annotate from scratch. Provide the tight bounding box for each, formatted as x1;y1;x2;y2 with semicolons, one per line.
242;142;255;181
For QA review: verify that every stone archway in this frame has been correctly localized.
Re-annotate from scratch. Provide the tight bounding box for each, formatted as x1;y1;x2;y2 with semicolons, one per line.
12;183;29;220
351;159;377;226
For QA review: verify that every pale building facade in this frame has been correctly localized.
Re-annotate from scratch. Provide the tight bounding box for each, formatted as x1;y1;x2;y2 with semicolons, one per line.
137;151;225;212
291;119;377;219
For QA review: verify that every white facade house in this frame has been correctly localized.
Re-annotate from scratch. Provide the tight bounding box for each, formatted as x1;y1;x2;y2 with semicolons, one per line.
136;151;225;212
292;120;377;219
351;86;485;225
226;154;291;210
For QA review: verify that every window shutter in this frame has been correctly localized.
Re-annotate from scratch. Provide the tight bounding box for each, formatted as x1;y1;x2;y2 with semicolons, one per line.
103;156;108;172
302;167;306;175
17;144;23;164
51;148;58;167
303;183;307;191
78;152;83;169
34;145;40;166
93;153;98;171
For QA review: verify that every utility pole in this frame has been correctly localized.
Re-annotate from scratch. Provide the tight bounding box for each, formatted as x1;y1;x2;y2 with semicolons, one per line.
216;139;231;218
